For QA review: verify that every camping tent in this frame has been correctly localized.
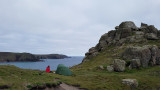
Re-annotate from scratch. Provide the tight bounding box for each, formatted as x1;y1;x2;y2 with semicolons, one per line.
56;64;72;76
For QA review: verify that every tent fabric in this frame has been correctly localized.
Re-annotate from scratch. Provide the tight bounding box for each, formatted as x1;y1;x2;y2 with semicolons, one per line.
56;64;72;76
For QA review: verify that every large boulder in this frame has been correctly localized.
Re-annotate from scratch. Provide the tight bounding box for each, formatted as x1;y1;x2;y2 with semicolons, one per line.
122;79;138;88
113;59;126;72
119;28;132;39
122;46;151;67
122;45;160;67
119;21;137;29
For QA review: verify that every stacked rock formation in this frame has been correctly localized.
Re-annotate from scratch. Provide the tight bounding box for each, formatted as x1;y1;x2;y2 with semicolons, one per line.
82;21;160;66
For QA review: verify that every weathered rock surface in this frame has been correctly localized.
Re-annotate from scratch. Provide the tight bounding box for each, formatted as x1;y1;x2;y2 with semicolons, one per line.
119;21;137;29
99;65;104;70
129;59;141;69
113;59;126;72
82;21;160;63
122;45;160;67
122;79;138;88
107;65;114;72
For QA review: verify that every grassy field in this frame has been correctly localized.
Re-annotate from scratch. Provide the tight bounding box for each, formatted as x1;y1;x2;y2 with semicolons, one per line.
0;40;160;90
0;65;61;90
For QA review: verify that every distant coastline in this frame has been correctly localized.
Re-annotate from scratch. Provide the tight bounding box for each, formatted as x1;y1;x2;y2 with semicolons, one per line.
34;54;69;59
0;52;69;62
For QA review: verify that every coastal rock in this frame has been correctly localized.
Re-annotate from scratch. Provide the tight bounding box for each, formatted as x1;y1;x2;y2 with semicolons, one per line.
119;28;132;39
82;21;160;63
119;21;137;30
129;59;141;69
99;65;104;70
122;79;138;88
145;33;158;40
122;45;160;67
158;31;160;38
113;59;126;72
82;47;99;62
155;49;160;65
122;46;151;67
140;23;148;28
107;65;114;72
150;46;159;65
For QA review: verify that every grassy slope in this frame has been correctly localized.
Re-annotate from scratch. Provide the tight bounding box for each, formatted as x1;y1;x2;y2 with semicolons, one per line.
0;40;160;90
56;40;160;90
0;65;61;90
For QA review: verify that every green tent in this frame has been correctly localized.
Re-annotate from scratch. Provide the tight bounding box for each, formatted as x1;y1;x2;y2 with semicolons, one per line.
56;64;72;76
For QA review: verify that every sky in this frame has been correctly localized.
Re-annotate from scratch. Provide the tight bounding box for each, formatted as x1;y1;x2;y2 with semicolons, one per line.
0;0;160;56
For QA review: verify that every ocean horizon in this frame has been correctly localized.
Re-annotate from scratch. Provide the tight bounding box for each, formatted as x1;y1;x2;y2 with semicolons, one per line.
0;56;84;71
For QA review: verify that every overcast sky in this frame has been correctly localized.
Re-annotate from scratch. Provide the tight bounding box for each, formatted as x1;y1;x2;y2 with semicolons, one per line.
0;0;160;56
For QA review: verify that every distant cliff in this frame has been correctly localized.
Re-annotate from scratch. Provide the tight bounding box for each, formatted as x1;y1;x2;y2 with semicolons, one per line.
0;52;40;62
34;54;69;59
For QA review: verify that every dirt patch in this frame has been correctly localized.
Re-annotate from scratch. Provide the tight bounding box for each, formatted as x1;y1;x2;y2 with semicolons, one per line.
59;83;85;90
28;82;86;90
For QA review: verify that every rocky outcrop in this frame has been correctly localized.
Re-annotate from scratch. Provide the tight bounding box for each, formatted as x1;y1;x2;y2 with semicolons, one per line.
34;54;69;59
82;21;160;63
0;52;40;62
122;45;160;67
113;59;126;72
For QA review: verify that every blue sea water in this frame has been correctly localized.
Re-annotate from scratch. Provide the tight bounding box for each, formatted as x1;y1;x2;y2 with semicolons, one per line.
0;56;84;71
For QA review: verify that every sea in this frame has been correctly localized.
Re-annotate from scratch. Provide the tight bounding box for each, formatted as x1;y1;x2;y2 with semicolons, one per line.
0;56;84;71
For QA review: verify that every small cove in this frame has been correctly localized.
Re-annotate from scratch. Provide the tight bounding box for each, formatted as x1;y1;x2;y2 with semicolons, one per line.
0;56;84;71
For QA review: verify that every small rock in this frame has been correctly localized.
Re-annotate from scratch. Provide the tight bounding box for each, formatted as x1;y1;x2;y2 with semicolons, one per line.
99;65;104;70
107;65;114;72
122;79;138;88
113;59;126;72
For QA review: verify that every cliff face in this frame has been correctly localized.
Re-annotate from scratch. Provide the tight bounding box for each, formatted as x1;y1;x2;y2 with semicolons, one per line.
34;54;69;59
0;52;40;62
82;21;160;64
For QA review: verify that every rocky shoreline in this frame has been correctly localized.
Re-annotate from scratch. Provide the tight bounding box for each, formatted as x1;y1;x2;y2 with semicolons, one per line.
0;52;69;62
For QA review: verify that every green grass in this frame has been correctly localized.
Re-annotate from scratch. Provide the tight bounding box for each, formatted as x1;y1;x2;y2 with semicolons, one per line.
0;65;61;90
